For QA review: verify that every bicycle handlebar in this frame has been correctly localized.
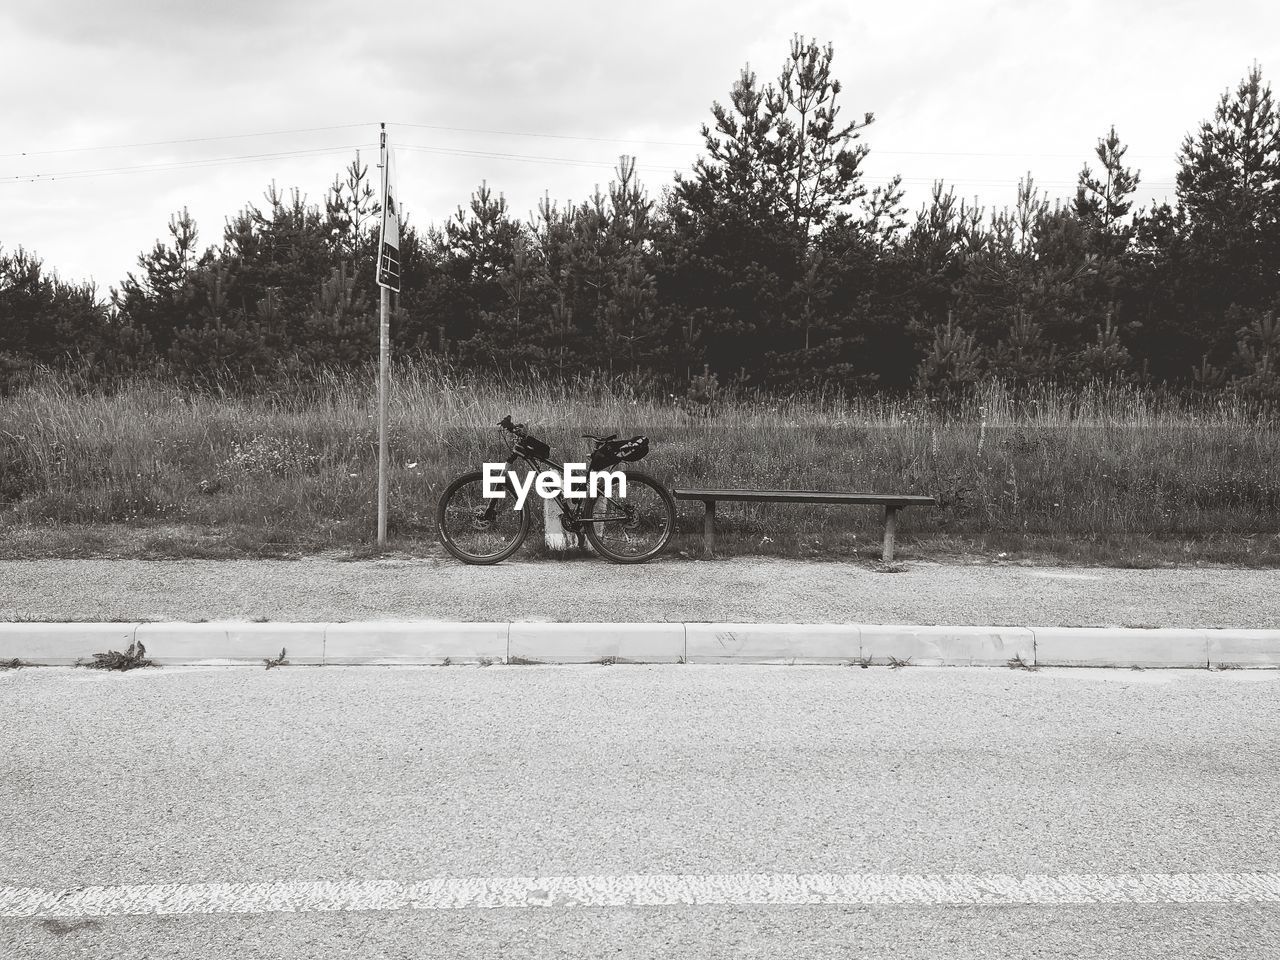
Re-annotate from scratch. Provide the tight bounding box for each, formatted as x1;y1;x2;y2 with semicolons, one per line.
497;414;529;439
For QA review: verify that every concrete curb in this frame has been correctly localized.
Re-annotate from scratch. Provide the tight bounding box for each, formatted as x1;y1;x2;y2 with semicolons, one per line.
861;626;1033;666
135;622;327;666
0;623;138;665
510;622;684;664
685;623;856;663
1031;627;1210;668
1;622;1278;668
324;622;507;665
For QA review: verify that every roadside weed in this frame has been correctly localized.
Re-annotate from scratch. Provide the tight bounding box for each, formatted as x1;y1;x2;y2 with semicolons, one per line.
79;641;155;671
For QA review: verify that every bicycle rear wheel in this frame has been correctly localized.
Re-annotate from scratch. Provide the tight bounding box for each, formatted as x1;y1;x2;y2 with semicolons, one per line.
582;471;674;564
437;471;530;564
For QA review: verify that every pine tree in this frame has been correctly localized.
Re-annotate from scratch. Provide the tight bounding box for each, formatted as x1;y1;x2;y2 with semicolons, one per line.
900;182;985;337
679;65;788;223
1175;63;1280;338
447;181;522;284
168;261;278;377
0;246;111;380
111;208;207;355
1177;63;1280;257
298;260;375;367
770;35;885;235
991;310;1057;386
1072;312;1133;384
916;313;984;393
1075;125;1140;260
324;152;379;266
666;37;893;382
1227;307;1280;403
1066;127;1141;380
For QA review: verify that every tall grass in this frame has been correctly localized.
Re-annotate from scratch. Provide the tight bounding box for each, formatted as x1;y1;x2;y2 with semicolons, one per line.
2;361;1278;564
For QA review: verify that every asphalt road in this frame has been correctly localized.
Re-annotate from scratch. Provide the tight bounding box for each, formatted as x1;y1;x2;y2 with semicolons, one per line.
2;557;1279;626
3;664;1279;958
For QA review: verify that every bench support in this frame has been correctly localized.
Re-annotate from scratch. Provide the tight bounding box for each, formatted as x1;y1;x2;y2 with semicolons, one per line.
883;506;898;562
702;500;716;558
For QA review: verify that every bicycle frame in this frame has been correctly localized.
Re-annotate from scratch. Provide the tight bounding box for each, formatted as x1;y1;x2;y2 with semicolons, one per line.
488;448;628;531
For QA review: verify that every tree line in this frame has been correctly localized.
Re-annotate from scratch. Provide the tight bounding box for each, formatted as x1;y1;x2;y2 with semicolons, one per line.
2;37;1279;400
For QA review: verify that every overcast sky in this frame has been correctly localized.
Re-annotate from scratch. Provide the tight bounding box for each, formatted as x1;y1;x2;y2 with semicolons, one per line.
2;0;1277;295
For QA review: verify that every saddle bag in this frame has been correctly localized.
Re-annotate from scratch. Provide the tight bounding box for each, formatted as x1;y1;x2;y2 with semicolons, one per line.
589;435;649;472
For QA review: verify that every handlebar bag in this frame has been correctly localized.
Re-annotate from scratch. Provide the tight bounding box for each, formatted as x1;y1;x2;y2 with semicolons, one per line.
515;435;551;460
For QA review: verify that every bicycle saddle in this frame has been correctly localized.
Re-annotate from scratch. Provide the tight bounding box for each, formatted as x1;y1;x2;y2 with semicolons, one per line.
582;433;618;443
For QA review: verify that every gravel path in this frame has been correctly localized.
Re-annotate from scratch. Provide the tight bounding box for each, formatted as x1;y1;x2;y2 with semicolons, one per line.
1;557;1277;626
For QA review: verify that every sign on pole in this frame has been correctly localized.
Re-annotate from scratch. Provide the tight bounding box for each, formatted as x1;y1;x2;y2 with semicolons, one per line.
376;123;400;545
376;125;401;293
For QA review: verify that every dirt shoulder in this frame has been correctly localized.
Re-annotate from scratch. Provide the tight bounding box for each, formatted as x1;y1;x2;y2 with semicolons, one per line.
1;556;1275;628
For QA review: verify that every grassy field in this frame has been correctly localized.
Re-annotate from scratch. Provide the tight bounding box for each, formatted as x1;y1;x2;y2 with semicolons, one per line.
2;362;1278;566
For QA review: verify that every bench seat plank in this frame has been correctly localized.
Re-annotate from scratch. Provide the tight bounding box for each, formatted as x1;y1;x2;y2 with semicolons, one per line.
671;489;937;561
673;489;937;507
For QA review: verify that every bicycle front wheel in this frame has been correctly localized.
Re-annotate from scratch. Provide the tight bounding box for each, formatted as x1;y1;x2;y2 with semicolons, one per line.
437;471;530;564
582;471;675;564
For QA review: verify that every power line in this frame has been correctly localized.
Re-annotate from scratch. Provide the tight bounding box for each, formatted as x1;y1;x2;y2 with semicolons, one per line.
1;143;665;186
392;121;695;149
0;123;373;160
394;142;676;174
2;117;1178;164
892;175;1176;190
2;144;369;185
393;120;1175;161
2;141;1177;193
875;148;1171;161
0;120;682;162
401;142;1176;192
0;119;1180;192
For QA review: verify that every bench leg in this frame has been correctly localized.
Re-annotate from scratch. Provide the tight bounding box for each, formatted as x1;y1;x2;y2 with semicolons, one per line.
703;500;716;558
882;506;898;562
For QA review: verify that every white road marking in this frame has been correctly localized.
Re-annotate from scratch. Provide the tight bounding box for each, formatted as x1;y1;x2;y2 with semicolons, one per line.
2;873;1278;917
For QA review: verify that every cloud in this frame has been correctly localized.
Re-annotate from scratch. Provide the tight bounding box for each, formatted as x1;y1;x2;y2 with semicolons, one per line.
4;0;319;49
0;0;1276;288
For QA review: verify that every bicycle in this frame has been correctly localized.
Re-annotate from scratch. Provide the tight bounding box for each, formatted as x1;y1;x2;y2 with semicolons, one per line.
437;415;676;565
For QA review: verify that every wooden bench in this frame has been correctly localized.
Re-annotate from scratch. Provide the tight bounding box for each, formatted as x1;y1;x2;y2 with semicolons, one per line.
671;489;938;562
